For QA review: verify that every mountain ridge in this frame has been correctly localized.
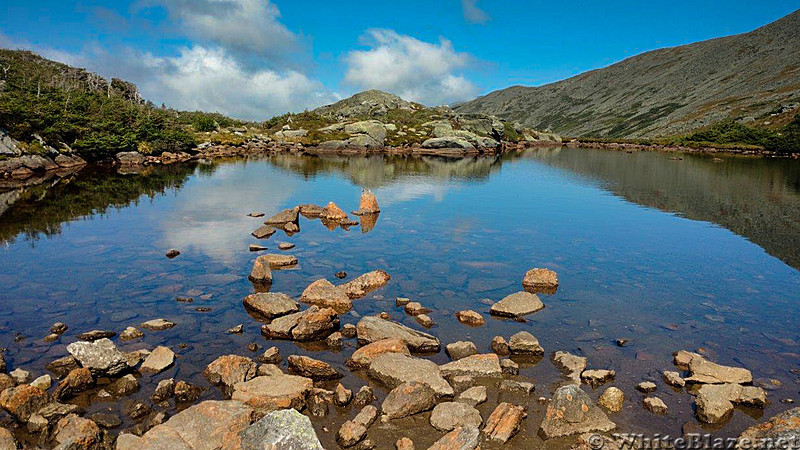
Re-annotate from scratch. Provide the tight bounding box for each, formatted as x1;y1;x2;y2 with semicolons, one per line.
454;9;800;138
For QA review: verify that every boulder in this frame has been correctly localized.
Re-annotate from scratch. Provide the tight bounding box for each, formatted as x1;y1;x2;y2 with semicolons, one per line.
53;414;102;449
429;426;480;450
261;306;339;341
347;338;410;369
265;207;300;225
47;356;80;379
354;189;380;214
491;336;510;355
249;257;273;283
501;359;519;375
457;386;487;406
540;384;616;439
490;292;544;317
240;408;324;450
381;381;436;419
0;375;11;393
300;279;353;312
345;120;388;147
320;202;349;221
446;341;478;361
421;137;475;149
288;355;343;380
55;368;94;401
203;355;257;391
341;270;391;299
66;338;128;376
117;400;254;450
440;354;502;378
356;316;440;352
455;310;485;326
430;402;482;432
140;346;175;373
483;403;526;444
598;387;624;412
508;331;544;355
695;383;767;424
737;407;800;448
368;353;453;397
232;374;313;412
522;268;559;293
685;356;753;384
0;385;49;422
553;351;587;383
243;292;299;319
116;151;146;165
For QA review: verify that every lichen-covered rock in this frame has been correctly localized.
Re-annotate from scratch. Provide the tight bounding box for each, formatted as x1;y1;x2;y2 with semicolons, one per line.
53;414;102;449
598;387;625;412
0;384;50;422
320;202;349;221
66;338;128;376
540;384;616;439
355;189;380;214
737;407;800;449
429;426;480;450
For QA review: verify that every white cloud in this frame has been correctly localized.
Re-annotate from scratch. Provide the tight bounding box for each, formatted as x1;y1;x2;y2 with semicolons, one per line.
344;29;479;106
152;0;299;60
461;0;490;24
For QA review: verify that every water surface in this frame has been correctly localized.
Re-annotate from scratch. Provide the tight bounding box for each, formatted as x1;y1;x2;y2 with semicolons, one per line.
1;148;800;447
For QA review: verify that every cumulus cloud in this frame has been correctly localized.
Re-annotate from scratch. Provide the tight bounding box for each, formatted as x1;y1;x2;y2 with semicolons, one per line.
151;0;299;61
344;29;479;106
461;0;490;25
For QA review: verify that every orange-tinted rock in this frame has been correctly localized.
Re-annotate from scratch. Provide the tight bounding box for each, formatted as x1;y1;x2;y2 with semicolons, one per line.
483;402;527;443
356;189;380;214
53;414;102;449
456;310;485;326
320;202;348;221
347;338;411;369
0;384;50;422
300;279;353;313
522;268;559;293
248;256;273;283
203;355;257;392
232;374;313;412
55;367;94;401
288;355;343;381
341;270;391;299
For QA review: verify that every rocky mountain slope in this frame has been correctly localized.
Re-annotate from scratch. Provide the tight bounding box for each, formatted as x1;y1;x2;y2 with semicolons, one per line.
455;9;800;138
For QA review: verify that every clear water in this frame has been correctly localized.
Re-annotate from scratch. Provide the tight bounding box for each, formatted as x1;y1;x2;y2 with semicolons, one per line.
2;147;800;447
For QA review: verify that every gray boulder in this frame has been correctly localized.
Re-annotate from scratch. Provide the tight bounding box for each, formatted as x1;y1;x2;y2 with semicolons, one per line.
421;137;475;149
540;384;616;439
66;338;128;376
240;408;324;450
368;353;453;397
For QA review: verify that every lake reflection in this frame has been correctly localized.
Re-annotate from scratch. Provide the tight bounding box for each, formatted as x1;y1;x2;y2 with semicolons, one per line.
1;148;800;446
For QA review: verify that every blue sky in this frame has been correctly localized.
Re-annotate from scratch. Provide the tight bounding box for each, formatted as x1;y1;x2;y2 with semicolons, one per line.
2;1;798;119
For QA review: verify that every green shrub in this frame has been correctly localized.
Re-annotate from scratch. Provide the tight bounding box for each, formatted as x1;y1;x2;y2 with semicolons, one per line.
193;116;217;132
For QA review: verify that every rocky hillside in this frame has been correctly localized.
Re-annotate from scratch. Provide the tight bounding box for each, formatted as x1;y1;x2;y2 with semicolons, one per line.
455;9;800;139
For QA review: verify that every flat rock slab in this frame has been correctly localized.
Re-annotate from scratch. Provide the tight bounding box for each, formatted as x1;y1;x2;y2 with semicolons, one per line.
553;351;587;382
540;384;616;439
368;353;453;397
243;292;299;319
381;381;436;419
260;254;298;269
685;356;753;384
356;316;441;352
440;354;502;378
252;225;276;239
66;338;128;377
232;374;313;411
457;386;487;406
347;338;410;369
140;346;175;373
341;270;391;299
696;383;767;424
116;400;254;450
430;402;482;431
490;291;544;317
483;402;526;444
300;279;353;313
140;319;176;331
240;408;324;450
264;207;300;225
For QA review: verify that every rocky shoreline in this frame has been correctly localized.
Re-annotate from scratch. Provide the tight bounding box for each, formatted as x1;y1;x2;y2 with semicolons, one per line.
1;190;798;449
567;140;800;158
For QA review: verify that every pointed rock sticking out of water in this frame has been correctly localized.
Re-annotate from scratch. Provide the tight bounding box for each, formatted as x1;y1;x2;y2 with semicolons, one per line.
483;402;526;444
300;279;353;312
320;202;349;221
381;381;437;419
252;225;276;239
354;189;380;215
243;292;299;319
490;291;544;317
341;270;391;299
248;256;273;283
288;355;343;380
522;268;559;293
356;316;440;352
265;207;300;225
347;338;410;369
540;384;616;439
66;338;128;377
368;353;453;397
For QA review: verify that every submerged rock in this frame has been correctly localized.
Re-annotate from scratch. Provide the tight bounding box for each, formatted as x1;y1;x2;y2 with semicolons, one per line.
356;316;440;352
368;353;453;397
490;291;544;317
260;253;299;269
66;338;128;377
341;270;391;299
553;351;587;383
540;384;616;439
140;318;176;331
243;292;299;319
76;330;116;341
381;381;436;419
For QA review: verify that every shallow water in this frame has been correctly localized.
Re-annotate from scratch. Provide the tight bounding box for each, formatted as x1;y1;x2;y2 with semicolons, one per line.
2;147;800;447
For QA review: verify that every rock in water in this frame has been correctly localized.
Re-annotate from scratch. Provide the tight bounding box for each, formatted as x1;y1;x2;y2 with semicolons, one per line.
66;338;128;376
684;355;753;384
539;384;616;439
482;403;526;443
430;402;482;432
455;310;485;326
347;338;410;369
261;306;340;341
140;318;176;331
166;249;180;258
508;331;544;355
522;268;559;293
553;351;587;383
581;370;616;387
381;381;437;419
368;353;453;397
737;407;800;448
300;279;353;313
490;291;544;317
695;383;767;424
203;355;257;391
240;408;324;450
140;346;175;373
261;253;299;269
248;256;273;284
440;354;502;378
355;189;380;214
429;426;480;450
446;341;478;360
251;225;276;239
341;270;391;299
0;385;49;422
320;202;349;221
116;400;255;450
265;207;300;225
232;374;314;412
356;316;440;352
287;355;343;380
598;387;625;412
457;386;487;406
643;396;668;414
243;292;299;319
